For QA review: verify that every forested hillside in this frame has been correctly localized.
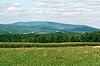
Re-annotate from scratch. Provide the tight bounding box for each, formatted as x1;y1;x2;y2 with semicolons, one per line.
0;31;100;42
0;21;99;34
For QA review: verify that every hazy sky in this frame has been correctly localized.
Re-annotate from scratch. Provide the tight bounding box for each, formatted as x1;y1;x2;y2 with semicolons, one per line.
0;0;100;28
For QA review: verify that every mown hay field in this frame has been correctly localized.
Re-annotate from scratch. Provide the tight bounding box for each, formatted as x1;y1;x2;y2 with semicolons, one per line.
0;46;100;66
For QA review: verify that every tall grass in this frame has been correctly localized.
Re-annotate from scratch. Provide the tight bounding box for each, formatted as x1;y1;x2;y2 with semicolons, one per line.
0;47;100;66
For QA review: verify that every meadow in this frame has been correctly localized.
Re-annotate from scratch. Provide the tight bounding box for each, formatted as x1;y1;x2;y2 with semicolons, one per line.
0;42;100;66
0;46;100;66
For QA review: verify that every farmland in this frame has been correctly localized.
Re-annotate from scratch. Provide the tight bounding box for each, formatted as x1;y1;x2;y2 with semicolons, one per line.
0;42;100;66
0;46;100;66
0;42;100;48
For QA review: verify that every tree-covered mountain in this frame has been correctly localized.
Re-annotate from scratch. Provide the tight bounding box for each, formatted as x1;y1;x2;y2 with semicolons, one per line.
0;21;99;34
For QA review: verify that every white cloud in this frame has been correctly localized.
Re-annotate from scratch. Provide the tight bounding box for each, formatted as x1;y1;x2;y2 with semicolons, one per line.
7;6;22;12
32;2;46;6
33;10;44;14
0;3;25;17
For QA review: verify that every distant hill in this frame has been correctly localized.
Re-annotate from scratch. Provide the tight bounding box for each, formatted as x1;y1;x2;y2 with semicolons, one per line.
0;21;99;34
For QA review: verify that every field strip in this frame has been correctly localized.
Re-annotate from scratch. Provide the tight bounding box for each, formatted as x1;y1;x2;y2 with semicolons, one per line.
0;46;100;50
93;46;100;48
0;47;72;50
0;42;100;48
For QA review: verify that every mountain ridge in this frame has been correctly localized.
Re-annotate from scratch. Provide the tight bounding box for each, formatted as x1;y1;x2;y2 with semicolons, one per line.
0;21;99;34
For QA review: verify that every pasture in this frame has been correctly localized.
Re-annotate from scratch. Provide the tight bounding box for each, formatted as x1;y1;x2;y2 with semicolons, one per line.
0;42;100;66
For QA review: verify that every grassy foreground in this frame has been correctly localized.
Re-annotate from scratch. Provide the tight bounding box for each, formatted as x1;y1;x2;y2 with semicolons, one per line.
0;47;100;66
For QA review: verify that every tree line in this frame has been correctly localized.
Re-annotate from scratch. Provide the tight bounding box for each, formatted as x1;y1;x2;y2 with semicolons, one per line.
0;31;100;43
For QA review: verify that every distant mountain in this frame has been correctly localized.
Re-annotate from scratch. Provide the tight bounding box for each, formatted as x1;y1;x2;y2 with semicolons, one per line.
0;21;99;34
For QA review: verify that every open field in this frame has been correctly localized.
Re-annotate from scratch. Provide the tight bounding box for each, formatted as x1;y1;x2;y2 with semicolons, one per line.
0;42;100;66
0;42;100;48
0;47;100;66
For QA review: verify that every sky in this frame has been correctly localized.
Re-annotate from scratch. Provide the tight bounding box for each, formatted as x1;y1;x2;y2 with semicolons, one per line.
0;0;100;28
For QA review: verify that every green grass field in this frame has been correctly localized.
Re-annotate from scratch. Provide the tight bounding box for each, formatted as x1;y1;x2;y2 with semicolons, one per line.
0;46;100;66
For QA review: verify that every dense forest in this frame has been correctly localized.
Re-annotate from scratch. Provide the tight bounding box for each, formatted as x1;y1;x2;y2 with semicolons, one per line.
0;31;100;42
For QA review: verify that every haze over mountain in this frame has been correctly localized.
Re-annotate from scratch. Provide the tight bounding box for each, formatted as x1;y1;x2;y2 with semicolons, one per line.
0;21;99;34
